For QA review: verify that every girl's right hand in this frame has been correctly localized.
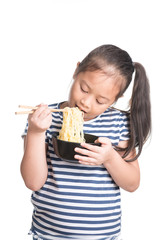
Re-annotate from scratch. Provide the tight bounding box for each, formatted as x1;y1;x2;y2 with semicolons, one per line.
28;104;52;133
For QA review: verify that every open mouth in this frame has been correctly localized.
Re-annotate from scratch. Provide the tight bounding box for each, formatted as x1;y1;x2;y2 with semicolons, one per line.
75;105;90;120
76;105;86;114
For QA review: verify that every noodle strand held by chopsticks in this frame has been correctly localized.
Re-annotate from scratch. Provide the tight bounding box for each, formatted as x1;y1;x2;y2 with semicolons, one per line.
58;107;85;143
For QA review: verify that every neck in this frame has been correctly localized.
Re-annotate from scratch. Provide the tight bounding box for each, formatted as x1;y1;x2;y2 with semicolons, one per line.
60;101;69;109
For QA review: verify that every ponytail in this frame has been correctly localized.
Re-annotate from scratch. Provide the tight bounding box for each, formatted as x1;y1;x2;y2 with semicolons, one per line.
124;62;151;161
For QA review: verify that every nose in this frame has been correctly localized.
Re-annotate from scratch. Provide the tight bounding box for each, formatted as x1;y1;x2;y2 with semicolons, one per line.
80;95;92;111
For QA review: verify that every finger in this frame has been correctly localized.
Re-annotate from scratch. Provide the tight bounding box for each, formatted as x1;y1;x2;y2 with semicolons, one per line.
34;103;47;112
95;137;111;145
38;103;47;107
30;104;45;116
34;105;50;118
80;142;101;153
74;154;97;165
79;161;97;166
74;146;98;158
39;107;51;119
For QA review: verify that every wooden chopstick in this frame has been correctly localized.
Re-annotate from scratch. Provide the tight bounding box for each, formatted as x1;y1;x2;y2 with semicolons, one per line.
15;105;65;115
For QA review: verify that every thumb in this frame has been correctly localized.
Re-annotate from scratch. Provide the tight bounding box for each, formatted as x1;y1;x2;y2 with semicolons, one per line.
95;137;111;146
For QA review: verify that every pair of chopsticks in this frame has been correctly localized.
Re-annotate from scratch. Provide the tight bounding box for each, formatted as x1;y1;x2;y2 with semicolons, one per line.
15;105;65;115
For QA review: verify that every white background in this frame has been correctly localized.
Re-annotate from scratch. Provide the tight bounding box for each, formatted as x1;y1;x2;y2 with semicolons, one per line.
0;0;160;239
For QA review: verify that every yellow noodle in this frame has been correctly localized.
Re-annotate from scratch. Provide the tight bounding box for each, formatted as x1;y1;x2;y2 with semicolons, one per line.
58;107;85;143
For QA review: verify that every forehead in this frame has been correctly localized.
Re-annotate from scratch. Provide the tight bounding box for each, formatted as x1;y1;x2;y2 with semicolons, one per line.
76;70;121;98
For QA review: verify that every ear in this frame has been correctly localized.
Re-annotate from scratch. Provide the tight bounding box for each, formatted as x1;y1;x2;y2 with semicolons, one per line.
77;61;80;67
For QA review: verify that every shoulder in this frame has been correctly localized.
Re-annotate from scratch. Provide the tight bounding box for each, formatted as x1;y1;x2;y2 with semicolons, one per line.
101;107;129;122
104;108;130;141
107;108;130;142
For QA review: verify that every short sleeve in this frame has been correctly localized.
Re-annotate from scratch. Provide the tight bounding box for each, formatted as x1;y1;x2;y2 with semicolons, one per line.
21;120;28;139
119;112;130;142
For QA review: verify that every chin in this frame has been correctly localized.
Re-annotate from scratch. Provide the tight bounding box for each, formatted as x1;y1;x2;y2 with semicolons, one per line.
83;115;92;121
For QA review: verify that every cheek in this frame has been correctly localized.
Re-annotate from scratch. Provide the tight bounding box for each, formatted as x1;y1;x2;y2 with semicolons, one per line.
69;84;80;102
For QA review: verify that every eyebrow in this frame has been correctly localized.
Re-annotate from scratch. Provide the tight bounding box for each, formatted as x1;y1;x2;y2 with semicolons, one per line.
81;80;110;102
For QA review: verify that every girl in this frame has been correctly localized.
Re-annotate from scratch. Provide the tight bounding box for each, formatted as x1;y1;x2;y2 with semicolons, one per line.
21;44;151;240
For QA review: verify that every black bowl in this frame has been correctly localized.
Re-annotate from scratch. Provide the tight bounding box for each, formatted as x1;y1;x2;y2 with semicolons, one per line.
52;133;100;163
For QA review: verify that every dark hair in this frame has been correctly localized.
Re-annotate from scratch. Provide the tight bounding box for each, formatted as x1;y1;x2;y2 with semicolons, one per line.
74;44;151;161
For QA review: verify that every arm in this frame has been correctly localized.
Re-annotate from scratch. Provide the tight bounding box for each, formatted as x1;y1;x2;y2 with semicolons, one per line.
103;140;140;192
20;104;52;191
74;138;140;192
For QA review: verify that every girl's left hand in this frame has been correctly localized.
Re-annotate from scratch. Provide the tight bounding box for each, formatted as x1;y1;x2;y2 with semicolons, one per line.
74;137;114;166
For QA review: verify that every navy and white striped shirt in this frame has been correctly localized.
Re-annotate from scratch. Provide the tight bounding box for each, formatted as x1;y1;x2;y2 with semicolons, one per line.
23;103;130;240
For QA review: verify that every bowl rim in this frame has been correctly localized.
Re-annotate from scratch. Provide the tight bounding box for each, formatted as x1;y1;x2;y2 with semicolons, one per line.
52;132;99;144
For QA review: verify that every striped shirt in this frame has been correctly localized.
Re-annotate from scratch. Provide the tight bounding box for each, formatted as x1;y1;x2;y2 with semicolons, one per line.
23;103;130;240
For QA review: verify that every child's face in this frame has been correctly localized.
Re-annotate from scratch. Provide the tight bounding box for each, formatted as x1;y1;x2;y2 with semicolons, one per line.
68;70;121;121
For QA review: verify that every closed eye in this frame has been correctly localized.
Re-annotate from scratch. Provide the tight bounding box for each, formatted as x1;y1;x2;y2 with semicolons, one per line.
80;86;88;93
96;99;104;104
